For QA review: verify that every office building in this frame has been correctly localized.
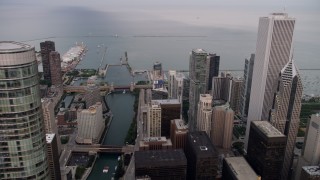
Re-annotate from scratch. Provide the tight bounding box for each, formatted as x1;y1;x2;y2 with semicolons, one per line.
42;98;61;154
48;51;62;86
135;149;187;180
222;157;258;180
46;134;61;180
196;94;213;137
211;104;234;149
152;99;181;137
170;119;188;150
168;70;176;99
240;54;255;119
76;102;104;144
206;53;220;91
0;41;49;179
300;166;320;180
270;60;303;179
246;13;295;149
229;77;243;115
189;49;208;131
147;104;162;137
246;121;286;180
212;74;232;101
295;114;320;180
40;41;55;83
153;61;162;79
85;76;101;108
139;137;172;151
186;131;219;180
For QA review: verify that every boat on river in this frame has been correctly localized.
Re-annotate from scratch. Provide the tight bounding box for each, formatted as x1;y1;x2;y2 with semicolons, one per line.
102;166;109;173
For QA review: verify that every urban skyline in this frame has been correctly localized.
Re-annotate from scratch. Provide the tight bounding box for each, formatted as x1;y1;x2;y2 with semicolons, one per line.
0;2;319;179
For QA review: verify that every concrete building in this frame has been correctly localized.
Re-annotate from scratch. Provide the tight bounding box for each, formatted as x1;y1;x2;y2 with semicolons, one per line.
246;13;295;150
206;53;220;91
229;77;243;115
222;157;259;180
135;149;187;180
0;41;49;179
139;137;172;151
40;40;55;83
49;51;62;86
211;104;234;149
270;60;303;179
147;104;162;137
76;102;104;144
186;131;219;180
196;94;213;137
246;121;286;180
295;114;320;180
152;99;181;137
300;166;320;180
170;119;188;151
46;134;61;180
240;54;255;119
189;49;208;131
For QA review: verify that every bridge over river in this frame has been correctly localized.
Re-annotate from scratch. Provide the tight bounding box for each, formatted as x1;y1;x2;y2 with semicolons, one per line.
63;84;152;93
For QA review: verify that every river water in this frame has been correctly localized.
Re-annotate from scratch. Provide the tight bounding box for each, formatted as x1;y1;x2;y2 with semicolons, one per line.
87;93;135;180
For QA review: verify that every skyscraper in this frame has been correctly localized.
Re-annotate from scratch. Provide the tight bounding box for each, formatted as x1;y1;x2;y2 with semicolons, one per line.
196;94;212;137
245;13;295;148
147;104;161;137
240;54;255;119
206;53;220;91
189;49;208;131
270;60;303;179
0;41;49;179
295;114;320;180
48;51;62;86
246;121;286;180
40;41;55;83
229;77;243;115
46;134;61;180
168;70;177;99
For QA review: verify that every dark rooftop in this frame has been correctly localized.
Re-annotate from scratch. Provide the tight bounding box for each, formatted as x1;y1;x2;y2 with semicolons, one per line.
135;149;187;168
187;131;217;157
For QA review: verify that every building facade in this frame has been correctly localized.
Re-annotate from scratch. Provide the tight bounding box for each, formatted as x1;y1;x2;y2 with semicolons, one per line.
246;121;286;180
46;134;61;180
196;94;212;137
40;41;55;83
186;131;219;180
295;114;320;180
168;70;176;99
170;119;188;151
246;13;295;149
270;60;303;179
211;104;234;149
147;104;162;137
0;41;49;179
135;149;187;180
206;54;220;91
229;77;243;115
48;51;62;86
76;102;104;144
188;49;208;131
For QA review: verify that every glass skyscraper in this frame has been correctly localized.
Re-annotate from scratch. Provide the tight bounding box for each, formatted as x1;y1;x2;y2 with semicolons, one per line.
0;41;49;179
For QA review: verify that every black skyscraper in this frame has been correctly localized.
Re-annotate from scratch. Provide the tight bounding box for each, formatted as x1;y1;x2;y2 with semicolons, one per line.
207;53;220;91
40;41;55;83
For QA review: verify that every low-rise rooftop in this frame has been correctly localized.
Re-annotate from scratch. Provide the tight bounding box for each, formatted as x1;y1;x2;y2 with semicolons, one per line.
224;157;259;180
46;133;55;144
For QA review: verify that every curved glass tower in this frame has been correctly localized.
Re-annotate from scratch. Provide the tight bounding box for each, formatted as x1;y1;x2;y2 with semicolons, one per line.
0;41;49;179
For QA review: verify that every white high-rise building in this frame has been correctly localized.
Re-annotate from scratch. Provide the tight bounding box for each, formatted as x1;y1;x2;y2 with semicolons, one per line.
196;94;213;137
147;104;161;137
245;13;295;149
295;114;320;180
76;102;104;144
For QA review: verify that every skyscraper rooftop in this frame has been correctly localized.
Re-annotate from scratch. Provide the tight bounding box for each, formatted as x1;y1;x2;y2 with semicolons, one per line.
252;121;285;138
